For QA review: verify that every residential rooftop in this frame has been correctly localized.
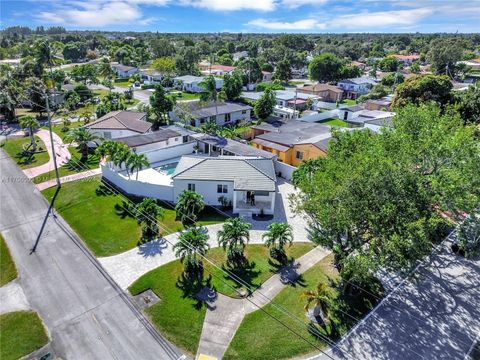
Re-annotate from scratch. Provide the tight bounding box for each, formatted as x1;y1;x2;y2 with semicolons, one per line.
172;155;276;192
186;101;252;118
84;111;151;133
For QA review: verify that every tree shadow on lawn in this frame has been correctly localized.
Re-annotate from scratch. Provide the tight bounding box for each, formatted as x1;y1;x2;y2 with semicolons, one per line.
221;260;261;295
64;153;99;171
176;272;215;310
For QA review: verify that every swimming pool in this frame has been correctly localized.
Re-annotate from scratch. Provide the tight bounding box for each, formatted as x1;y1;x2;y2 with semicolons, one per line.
154;162;178;176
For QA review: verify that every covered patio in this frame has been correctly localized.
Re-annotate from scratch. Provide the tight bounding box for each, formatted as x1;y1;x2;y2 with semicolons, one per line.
233;189;275;215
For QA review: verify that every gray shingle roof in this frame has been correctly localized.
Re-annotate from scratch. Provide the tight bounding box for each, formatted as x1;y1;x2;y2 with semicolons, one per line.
172;156;276;192
84;111;151;133
192;134;276;159
186;102;252;118
118;129;181;148
253;120;331;147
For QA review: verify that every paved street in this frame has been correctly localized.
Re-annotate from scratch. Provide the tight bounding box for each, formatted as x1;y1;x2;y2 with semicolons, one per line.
0;150;183;360
309;236;480;360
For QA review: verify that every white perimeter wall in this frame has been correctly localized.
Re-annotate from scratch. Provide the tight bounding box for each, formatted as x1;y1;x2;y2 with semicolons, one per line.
101;165;174;202
274;160;297;181
140;141;196;163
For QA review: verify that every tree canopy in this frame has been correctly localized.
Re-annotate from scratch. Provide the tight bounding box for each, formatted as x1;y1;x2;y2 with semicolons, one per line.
392;74;453;108
291;104;479;285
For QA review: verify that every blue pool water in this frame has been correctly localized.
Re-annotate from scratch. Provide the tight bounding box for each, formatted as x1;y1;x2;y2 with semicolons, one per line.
154;162;178;175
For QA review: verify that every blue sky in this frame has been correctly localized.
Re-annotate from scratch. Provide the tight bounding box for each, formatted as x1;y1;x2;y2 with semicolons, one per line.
1;0;479;33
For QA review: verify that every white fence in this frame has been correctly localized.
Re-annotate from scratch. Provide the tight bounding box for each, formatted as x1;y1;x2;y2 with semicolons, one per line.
101;165;174;202
274;161;297;181
140;141;196;164
301;109;340;123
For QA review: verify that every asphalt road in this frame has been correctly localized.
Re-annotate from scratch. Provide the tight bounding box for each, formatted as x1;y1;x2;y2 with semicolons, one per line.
0;150;184;360
310;234;480;360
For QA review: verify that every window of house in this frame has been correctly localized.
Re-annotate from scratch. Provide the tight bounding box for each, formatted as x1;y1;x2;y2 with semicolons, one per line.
255;191;269;197
174;137;179;142
187;183;195;191
217;184;228;193
210;115;216;122
200;118;206;124
296;151;304;160
183;135;189;143
241;110;247;114
225;113;231;122
103;132;112;139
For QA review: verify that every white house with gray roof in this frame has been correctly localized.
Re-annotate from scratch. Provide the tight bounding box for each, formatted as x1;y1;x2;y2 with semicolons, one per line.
172;156;276;215
173;75;223;93
170;101;252;127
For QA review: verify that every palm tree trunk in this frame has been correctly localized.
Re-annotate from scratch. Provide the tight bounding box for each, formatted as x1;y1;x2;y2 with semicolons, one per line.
29;127;36;151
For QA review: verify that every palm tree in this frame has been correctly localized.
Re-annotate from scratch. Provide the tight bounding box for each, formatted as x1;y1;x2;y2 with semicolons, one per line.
19;116;40;151
199;75;225;123
262;222;294;263
300;282;332;325
175;190;205;228
65;127;100;161
127;153;150;180
173;227;210;277
136;198;164;243
95;140;118;167
98;57;115;91
218;217;252;266
112;145;132;176
34;40;63;75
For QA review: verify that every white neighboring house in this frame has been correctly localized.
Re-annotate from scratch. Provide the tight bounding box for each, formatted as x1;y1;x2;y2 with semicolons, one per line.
173;75;223;93
337;77;377;99
339;105;396;126
170;101;252;127
233;51;249;62
112;64;139;78
364;117;395;133
84;111;152;139
140;69;163;84
172;156;276;215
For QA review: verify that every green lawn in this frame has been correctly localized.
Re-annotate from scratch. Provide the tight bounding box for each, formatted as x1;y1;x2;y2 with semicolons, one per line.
0;311;49;360
129;243;314;354
168;91;202;101
224;254;381;360
0;234;17;286
42;177;226;256
340;99;357;106
32;146;100;184
0;136;50;169
319;119;348;127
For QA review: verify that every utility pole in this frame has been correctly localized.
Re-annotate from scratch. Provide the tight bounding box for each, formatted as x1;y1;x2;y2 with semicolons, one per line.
293;88;298;120
44;92;61;188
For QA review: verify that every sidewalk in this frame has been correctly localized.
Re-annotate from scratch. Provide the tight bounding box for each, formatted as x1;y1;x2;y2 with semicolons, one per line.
23;129;71;178
35;167;101;191
196;246;330;359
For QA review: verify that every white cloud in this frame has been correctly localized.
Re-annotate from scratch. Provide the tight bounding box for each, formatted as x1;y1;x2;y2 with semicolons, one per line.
247;18;324;30
281;0;328;9
333;7;434;28
37;2;145;27
178;0;276;11
247;7;434;31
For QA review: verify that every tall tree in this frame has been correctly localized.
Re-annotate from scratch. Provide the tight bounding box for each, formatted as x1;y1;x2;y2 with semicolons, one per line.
217;217;252;267
262;222;293;263
65;127;100;161
427;37;463;76
273;59;292;83
254;88;276;121
308;53;344;83
301;283;332;325
291;104;480;285
175;190;205;228
222;71;243;101
149;85;174;127
173;227;210;278
19;116;39;151
127;153;150;180
136;198;163;243
392;74;453;108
